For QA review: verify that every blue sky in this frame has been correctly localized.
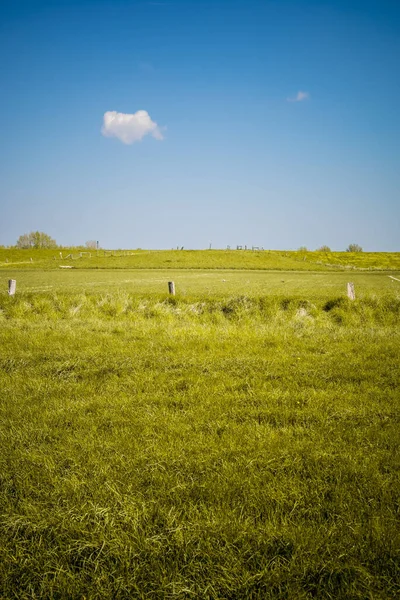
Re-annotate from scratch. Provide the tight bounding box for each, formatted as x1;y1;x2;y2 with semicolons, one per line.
1;0;399;250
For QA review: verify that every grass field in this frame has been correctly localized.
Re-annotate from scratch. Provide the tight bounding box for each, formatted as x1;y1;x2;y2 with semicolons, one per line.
0;252;399;598
1;248;400;272
1;268;400;300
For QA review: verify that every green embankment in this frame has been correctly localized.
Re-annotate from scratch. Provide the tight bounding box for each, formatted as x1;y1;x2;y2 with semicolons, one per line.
1;248;400;271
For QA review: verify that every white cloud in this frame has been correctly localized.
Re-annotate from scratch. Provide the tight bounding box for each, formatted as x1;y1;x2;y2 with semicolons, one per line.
101;110;164;144
287;91;310;102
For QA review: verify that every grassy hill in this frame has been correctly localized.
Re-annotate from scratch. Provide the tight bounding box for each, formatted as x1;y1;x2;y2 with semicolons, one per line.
1;248;400;271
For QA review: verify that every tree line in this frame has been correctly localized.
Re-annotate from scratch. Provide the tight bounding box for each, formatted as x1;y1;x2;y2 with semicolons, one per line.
15;232;98;250
14;231;364;252
16;231;57;249
299;244;363;252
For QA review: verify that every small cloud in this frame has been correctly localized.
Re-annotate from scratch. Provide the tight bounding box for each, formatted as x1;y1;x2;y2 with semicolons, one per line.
287;91;310;102
101;110;164;144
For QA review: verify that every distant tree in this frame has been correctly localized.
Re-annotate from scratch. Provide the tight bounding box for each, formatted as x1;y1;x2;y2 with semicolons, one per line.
346;244;363;253
31;231;57;248
16;233;32;249
298;246;308;252
86;240;97;249
16;231;57;249
318;245;331;252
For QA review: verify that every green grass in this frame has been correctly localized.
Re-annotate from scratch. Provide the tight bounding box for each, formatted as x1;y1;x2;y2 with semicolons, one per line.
1;268;400;299
1;248;400;271
0;291;399;598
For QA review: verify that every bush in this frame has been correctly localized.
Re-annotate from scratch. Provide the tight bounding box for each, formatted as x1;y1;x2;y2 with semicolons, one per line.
346;244;363;253
16;231;57;249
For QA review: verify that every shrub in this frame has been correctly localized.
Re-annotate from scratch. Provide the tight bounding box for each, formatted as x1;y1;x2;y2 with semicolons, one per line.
346;244;363;253
16;231;57;249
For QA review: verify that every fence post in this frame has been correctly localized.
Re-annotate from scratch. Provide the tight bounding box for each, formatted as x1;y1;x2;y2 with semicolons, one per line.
168;281;175;295
8;280;16;296
347;282;355;300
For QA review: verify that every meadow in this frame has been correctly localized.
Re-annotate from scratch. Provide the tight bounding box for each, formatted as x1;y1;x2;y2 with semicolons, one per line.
1;248;400;272
1;268;399;299
0;250;399;598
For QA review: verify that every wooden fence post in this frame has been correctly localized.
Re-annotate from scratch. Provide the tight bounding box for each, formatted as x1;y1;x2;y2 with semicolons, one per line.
8;280;16;296
168;281;175;295
347;282;355;300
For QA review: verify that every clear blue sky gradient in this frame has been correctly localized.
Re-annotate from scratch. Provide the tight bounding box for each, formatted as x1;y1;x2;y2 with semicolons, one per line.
1;0;399;250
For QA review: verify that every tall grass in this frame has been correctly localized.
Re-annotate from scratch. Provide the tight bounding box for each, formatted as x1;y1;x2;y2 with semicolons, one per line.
1;292;399;598
0;291;399;325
